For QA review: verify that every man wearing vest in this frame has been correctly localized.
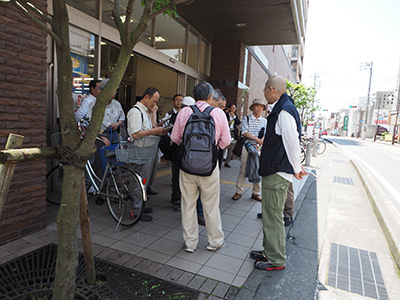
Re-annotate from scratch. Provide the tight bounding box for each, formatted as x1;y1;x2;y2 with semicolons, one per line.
171;81;230;253
127;87;165;222
250;75;307;271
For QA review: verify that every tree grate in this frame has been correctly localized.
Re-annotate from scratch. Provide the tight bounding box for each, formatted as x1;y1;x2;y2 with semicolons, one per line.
327;243;388;300
334;176;354;185
0;243;199;300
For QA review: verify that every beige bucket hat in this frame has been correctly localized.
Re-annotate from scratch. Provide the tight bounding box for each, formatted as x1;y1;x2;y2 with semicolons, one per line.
249;98;267;111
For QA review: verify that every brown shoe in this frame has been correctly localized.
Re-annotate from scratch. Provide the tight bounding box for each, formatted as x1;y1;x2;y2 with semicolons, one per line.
251;194;262;202
232;193;242;200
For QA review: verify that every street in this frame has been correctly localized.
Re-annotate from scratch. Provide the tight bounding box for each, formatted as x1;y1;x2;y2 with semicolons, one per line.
326;137;400;212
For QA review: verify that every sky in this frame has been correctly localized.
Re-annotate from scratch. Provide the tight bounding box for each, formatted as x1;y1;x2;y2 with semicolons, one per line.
302;0;400;112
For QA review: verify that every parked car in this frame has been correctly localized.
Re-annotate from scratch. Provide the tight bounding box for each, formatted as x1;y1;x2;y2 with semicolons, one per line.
376;125;389;136
321;130;327;136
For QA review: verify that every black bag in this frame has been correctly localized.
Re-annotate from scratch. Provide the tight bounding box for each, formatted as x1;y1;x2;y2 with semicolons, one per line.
232;136;245;157
232;116;249;157
180;105;218;176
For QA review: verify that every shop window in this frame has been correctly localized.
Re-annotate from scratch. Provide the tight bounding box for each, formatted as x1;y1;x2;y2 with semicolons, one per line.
102;0;152;46
70;26;96;111
186;76;196;96
199;39;210;75
66;0;97;19
155;16;185;62
187;30;198;69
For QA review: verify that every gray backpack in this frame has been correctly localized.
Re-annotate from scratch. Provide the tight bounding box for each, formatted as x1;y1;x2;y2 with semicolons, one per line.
180;105;218;176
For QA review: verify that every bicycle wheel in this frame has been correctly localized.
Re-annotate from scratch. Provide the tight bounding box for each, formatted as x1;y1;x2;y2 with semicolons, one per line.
300;146;306;164
106;166;144;226
315;140;326;155
46;165;63;205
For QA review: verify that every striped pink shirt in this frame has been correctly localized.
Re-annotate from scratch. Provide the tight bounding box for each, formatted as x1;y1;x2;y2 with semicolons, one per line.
171;101;231;149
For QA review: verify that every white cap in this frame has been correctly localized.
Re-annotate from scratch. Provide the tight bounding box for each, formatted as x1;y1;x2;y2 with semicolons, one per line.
99;78;109;90
182;96;195;106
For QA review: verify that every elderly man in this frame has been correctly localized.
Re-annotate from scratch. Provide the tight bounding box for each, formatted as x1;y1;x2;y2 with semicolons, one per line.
250;75;307;271
127;87;165;222
171;81;230;253
232;98;267;202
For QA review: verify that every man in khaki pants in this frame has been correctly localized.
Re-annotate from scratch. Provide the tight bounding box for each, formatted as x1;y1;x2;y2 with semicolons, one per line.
232;98;267;202
250;75;307;271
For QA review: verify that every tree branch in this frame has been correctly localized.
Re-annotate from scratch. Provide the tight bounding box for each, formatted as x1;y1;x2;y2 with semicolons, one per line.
11;0;62;45
123;0;136;37
149;0;191;19
26;1;53;26
112;0;125;39
129;0;152;45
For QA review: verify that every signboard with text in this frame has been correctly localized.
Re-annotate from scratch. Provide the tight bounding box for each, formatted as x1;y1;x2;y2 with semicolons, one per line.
343;116;349;131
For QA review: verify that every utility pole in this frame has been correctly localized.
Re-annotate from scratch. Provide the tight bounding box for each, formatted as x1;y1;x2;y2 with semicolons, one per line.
364;62;373;139
392;86;400;145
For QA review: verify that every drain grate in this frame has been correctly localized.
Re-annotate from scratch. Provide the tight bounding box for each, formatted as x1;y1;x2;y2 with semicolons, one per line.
0;244;198;300
327;243;388;299
334;176;354;185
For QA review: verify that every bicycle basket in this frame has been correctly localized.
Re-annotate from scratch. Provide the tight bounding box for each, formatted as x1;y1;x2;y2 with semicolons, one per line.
115;136;160;164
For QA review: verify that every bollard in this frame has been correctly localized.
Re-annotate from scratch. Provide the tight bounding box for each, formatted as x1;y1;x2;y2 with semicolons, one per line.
312;139;317;157
305;142;313;166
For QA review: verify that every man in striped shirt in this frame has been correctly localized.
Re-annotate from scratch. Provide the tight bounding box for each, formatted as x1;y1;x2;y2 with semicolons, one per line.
232;98;267;202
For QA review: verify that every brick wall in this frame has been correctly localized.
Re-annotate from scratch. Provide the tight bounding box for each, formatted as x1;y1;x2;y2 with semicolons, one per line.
0;1;48;245
210;42;246;113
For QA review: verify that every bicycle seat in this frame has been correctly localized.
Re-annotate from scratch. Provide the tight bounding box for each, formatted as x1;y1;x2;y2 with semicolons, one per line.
104;150;116;158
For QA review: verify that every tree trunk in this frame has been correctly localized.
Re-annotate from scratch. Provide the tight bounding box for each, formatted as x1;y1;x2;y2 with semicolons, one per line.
52;0;84;298
53;166;83;299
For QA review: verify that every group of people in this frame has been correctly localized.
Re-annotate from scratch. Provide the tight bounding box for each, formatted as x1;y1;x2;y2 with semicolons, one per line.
76;74;307;271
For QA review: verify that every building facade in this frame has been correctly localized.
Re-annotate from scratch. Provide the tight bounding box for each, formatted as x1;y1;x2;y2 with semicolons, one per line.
0;0;308;244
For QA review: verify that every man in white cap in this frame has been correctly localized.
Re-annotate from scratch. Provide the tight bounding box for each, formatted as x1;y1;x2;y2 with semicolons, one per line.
232;98;267;202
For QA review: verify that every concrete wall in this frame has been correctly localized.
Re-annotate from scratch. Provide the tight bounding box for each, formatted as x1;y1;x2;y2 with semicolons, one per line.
0;2;48;244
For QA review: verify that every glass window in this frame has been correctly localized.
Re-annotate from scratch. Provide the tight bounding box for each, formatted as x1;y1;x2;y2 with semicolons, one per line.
155;16;185;62
199;39;210;75
70;26;96;111
186;76;196;96
100;39;121;78
187;30;198;69
102;0;152;46
66;0;97;19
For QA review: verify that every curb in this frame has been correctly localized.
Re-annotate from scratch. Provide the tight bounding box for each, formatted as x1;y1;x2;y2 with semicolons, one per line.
350;159;400;272
326;138;400;273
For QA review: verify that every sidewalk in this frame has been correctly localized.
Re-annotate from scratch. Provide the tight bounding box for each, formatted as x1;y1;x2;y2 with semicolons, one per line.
1;143;399;299
0;156;307;299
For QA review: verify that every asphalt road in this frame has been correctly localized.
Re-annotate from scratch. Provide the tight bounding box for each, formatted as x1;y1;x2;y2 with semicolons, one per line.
326;137;400;212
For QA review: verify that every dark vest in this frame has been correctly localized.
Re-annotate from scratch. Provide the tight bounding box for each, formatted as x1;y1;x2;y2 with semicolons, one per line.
259;93;301;177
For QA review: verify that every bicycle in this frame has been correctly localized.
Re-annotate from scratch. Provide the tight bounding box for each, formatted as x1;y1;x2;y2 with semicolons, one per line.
301;136;326;155
46;133;159;230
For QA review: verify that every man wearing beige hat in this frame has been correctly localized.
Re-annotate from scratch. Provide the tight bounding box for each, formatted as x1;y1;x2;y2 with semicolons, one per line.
232;98;267;202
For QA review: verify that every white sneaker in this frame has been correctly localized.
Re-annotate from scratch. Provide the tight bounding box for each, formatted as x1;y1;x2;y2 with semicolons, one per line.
184;246;195;253
206;242;225;251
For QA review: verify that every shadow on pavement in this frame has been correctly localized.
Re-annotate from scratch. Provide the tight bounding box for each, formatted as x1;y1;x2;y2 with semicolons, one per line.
234;173;320;299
